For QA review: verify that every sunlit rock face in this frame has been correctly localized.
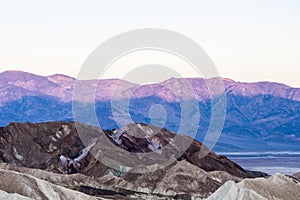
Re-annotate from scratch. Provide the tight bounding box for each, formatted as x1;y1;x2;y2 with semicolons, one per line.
0;168;98;200
208;173;300;200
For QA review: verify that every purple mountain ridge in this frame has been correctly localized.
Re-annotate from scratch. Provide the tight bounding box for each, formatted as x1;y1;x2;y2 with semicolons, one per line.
0;70;299;104
0;70;299;152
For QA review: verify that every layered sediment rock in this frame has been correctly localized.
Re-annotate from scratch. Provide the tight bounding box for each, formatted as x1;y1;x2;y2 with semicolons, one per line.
208;173;300;200
0;121;269;199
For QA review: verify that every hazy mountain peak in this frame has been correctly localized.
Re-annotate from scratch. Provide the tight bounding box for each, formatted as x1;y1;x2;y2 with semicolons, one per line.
0;70;46;82
47;74;76;88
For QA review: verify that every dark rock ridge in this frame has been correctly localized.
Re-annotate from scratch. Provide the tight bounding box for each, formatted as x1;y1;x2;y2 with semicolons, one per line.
0;121;268;199
0;121;266;178
0;70;299;152
292;172;300;181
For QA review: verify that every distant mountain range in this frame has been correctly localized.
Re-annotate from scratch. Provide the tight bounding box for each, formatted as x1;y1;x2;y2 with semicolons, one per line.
0;70;299;152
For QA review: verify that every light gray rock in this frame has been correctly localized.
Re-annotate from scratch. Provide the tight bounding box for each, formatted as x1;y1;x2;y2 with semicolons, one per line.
153;160;238;198
0;190;34;200
208;173;300;200
207;181;267;200
0;169;99;200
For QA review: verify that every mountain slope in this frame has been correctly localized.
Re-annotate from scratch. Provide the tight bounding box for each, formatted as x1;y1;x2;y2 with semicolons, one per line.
208;173;300;200
1;71;299;103
0;121;269;199
0;169;99;200
0;121;298;199
0;121;265;178
0;70;299;152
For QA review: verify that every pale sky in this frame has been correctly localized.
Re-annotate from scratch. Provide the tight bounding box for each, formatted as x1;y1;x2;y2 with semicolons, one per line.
0;0;299;87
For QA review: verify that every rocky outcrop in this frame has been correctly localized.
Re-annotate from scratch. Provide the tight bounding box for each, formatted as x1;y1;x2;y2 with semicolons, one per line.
208;173;300;200
208;181;268;200
0;121;269;199
0;121;266;178
292;172;300;181
0;162;239;199
0;162;298;200
0;190;33;200
0;163;162;199
0;169;99;200
151;160;240;198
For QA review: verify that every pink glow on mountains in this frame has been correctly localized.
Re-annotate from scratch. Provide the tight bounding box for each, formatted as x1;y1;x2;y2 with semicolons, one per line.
0;70;299;106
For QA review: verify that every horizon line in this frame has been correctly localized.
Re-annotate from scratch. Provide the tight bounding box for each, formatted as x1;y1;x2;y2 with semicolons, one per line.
0;69;298;89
